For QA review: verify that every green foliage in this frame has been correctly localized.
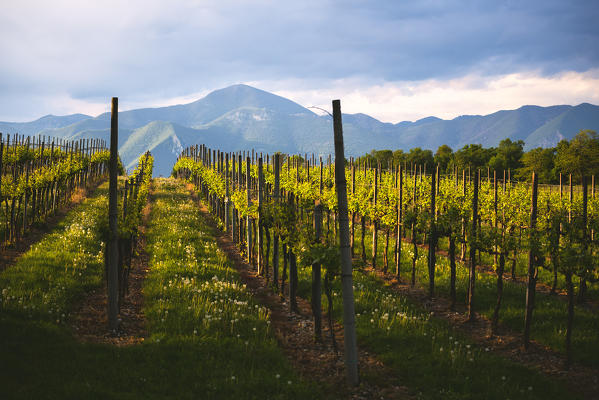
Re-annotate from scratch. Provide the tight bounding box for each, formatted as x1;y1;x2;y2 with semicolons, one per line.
349;131;596;185
173;147;598;368
406;147;434;168
0;183;108;324
518;147;556;183
555;129;599;182
488;138;524;172
454;144;495;171
121;152;153;237
0;179;324;399
143;178;323;398
434;144;453;173
356;149;394;169
1;149;112;200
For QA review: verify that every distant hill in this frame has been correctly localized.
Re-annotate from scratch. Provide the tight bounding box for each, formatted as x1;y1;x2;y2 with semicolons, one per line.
1;84;598;176
0;114;91;137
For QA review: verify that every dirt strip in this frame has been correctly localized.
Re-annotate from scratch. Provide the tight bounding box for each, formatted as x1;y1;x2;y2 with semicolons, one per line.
363;265;599;400
190;199;414;399
70;185;153;345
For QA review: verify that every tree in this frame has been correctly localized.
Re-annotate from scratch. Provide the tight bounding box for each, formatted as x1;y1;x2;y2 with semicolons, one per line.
454;144;494;171
434;144;453;173
356;149;393;169
393;149;407;167
406;147;434;169
555;130;599;183
518;147;556;183
488;138;524;173
372;149;393;169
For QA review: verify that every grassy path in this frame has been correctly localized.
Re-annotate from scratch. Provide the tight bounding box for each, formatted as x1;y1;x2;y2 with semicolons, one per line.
193;190;414;400
0;180;106;272
141;178;323;398
0;183;109;325
0;179;323;399
293;259;583;399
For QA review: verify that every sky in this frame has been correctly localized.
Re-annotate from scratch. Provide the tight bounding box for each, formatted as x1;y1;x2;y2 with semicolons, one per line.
1;0;598;123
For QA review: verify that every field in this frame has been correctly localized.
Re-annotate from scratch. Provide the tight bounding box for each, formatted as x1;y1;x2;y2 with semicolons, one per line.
1;138;597;399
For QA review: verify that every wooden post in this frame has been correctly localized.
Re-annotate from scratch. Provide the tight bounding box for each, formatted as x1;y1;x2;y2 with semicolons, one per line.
123;179;128;221
372;166;378;269
396;164;403;277
258;157;264;275
411;171;418;286
225;153;230;233
107;97;120;331
436;164;440;197
313;202;323;341
289;192;298;313
524;172;539;350
238;154;243;189
577;176;589;304
231;155;237;241
461;169;467;260
273;154;280;289
0;134;3;210
569;174;573;223
332;99;359;386
592;175;595;242
246;157;252;265
494;170;498;267
428;168;437;298
467;169;479;322
350;161;356;256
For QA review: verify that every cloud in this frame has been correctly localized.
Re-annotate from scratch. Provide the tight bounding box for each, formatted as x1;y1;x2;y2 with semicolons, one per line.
255;69;599;123
0;0;598;120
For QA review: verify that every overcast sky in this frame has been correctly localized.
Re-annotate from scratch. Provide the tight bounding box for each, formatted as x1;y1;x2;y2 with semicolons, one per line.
1;0;598;122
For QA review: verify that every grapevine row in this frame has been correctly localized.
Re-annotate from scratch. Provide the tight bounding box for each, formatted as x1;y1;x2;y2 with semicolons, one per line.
0;133;111;247
172;144;597;366
110;151;153;307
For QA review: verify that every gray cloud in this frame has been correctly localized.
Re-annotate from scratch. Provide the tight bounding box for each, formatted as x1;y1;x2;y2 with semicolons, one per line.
0;0;598;120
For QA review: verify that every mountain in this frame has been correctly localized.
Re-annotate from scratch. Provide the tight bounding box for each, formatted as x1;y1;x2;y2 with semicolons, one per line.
92;84;314;131
1;84;598;176
0;114;91;137
523;103;599;148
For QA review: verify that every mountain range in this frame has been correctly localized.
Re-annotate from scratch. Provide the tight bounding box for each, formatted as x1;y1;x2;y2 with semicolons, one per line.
1;84;598;177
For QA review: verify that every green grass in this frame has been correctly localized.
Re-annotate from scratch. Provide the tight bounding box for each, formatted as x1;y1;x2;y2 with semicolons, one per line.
292;256;581;400
239;219;580;399
0;183;108;323
0;179;324;399
350;224;599;369
434;234;599;303
141;178;323;399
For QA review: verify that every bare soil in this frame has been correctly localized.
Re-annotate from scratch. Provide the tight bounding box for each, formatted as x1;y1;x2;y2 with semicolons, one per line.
69;185;153;346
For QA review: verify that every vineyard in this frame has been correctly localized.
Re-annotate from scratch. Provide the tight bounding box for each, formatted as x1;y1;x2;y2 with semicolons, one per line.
0;133;110;249
173;144;597;344
171;139;599;396
1;111;598;399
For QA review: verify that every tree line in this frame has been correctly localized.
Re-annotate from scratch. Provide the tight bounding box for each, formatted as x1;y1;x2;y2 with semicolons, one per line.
357;129;599;184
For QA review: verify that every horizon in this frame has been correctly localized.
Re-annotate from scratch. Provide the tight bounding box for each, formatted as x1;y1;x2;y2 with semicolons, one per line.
3;83;598;126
